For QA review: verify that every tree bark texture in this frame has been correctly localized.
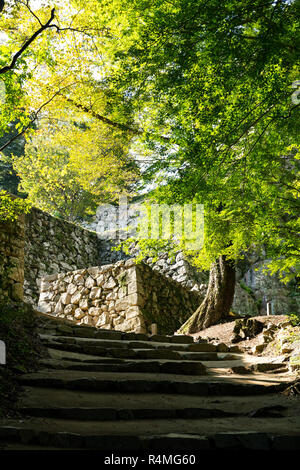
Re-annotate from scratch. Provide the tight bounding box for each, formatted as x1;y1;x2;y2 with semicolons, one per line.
178;255;236;334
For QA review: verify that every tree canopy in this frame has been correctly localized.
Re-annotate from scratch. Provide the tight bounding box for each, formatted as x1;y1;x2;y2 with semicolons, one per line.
0;0;299;282
13;116;139;220
98;0;300;282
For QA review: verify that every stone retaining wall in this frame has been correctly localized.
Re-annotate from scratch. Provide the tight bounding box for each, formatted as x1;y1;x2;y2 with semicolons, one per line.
38;260;203;335
0;215;25;302
97;238;208;295
24;208;101;304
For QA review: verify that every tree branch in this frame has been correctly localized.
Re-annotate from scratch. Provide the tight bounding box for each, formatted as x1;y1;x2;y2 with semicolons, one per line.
64;97;172;143
64;97;141;134
0;7;55;74
0;82;77;152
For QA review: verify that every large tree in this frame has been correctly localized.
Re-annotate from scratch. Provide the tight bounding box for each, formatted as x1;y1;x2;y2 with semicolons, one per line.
96;0;300;331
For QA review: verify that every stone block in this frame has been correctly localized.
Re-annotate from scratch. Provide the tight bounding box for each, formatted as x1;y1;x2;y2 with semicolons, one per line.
74;308;85;320
127;281;137;295
117;316;146;333
89;287;102;299
87;267;101;278
95;312;110;327
115;297;129;312
67;284;78;295
54;301;64;315
127;293;139;306
70;291;82;305
89;307;102;317
85;276;95;289
60;292;72;305
113;316;125;326
96;274;104;286
64;304;76;315
126;306;141;320
73;274;85;285
103;277;117;289
79;298;89;311
81;315;94;326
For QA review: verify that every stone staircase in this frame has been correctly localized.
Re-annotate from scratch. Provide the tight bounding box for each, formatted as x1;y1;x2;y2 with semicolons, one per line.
0;314;299;451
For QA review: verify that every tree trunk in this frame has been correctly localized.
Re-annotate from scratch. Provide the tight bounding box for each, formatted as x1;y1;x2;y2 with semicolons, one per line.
178;255;236;334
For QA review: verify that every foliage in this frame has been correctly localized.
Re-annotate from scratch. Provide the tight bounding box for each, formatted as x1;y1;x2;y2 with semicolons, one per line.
290;313;300;327
0;301;42;416
97;0;300;282
0;0;299;281
0;189;30;221
0;121;25;195
0;1;138;221
13;118;138;221
0;301;41;372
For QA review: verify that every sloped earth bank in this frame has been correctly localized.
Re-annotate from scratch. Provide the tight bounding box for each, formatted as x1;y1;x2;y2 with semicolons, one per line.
192;315;289;351
0;312;299;451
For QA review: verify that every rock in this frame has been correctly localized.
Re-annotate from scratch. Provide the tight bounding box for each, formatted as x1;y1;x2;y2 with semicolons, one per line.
89;307;102;317
67;284;77;295
89;287;102;299
70;292;82;305
87;267;101;278
252;343;265;354
85;277;95;289
64;304;76;315
74;308;85;320
115;298;129;312
125;306;141;319
54;301;64;315
230;366;252;374
81;316;93;326
103;277;117;289
95;313;110;327
252;363;286;373
79;298;89;311
106;292;117;300
73;274;85;285
56;324;73;335
113;316;125;326
217;343;229;352
170;335;194;344
60;292;72;305
228;345;243;353
233;318;264;341
117;316;146;333
96;274;104;286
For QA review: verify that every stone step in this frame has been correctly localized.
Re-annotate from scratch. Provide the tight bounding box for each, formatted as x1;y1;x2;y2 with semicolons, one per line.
37;319;194;344
39;334;215;352
38;359;207;375
1;423;300;450
18;405;236;420
45;345;233;363
46;347;221;363
46;353;125;364
19;386;293;413
17;370;291;395
18;403;289;421
40;335;223;360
